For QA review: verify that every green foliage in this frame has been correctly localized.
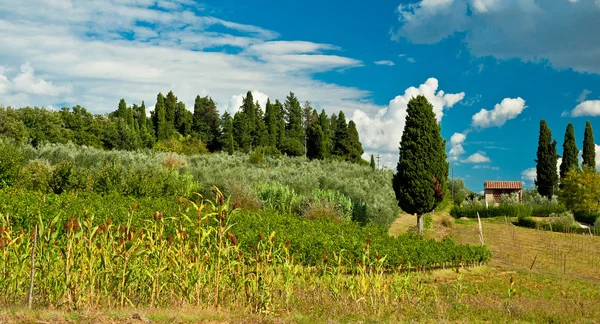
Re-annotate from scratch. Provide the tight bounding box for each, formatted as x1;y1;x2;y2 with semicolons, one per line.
255;183;303;215
306;109;323;160
249;149;265;165
535;120;559;199
0;139;24;189
448;178;470;206
153;92;169;141
582;120;596;169
318;110;332;159
560;123;579;182
559;168;600;212
282;92;304;156
0;107;28;144
450;205;532;218
333;111;349;157
153;136;209;156
370;154;376;170
573;210;600;224
393;95;448;228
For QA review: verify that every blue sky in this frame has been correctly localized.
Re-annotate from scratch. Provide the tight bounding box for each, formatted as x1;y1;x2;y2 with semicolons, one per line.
1;0;600;192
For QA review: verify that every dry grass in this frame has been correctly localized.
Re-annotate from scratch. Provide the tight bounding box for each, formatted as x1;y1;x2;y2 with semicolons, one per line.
452;217;600;282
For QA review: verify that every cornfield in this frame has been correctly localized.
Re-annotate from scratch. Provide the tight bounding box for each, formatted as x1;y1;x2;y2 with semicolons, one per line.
0;187;484;314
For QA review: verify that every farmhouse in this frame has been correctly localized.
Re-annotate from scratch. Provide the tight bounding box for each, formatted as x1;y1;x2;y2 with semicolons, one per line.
484;181;523;205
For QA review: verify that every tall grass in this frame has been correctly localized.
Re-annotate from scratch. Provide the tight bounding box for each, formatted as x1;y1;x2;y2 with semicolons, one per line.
0;189;488;313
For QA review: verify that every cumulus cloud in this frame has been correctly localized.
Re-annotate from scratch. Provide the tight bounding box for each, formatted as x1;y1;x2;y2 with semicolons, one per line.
0;0;376;114
571;100;600;117
406;57;416;63
374;60;395;66
393;0;600;74
352;78;465;162
471;97;526;129
449;132;467;161
521;167;536;183
462;152;491;163
12;63;72;96
225;90;270;115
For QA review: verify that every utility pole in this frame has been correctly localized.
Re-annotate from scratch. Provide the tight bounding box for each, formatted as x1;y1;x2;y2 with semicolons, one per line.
376;154;381;169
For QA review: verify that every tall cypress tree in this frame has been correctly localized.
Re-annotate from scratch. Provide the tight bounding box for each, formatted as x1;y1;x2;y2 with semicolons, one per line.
282;92;304;156
193;96;222;151
370;154;376;170
330;113;338;148
233;111;251;152
392;95;448;233
176;101;192;136
318;110;332;159
583;120;596;169
137;101;147;130
347;121;363;163
560;123;579;182
333;111;349;157
165;91;177;132
306;109;322;160
220;111;234;151
535;120;559;199
153;93;168;141
264;99;279;148
117;99;127;119
274;100;286;151
254;100;269;148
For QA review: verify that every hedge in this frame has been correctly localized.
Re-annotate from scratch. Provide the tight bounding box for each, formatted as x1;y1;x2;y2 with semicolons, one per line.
573;210;600;225
451;204;568;219
450;205;531;218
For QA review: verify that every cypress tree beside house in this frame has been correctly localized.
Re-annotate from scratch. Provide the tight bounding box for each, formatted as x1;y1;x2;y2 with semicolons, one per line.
582;121;596;170
392;95;448;233
559;123;579;182
535;120;559;199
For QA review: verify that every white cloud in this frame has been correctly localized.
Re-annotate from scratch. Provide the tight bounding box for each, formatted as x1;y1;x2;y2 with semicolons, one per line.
225;90;270;115
473;165;499;170
449;132;467;161
472;97;526;129
462;152;491;163
393;0;600;74
577;89;592;103
521;167;536;182
12;63;72;96
406;57;416;63
353;78;465;158
571;100;600;117
374;60;395;66
0;0;378;116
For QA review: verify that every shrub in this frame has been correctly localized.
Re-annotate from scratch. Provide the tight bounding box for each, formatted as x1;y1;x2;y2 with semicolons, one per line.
547;212;577;232
573;210;600;225
154;136;208;156
515;215;537;229
18;159;53;193
0;139;24;188
248;149;265;165
450;205;531;218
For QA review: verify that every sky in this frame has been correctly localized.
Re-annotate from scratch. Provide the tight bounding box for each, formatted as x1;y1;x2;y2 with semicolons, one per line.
1;0;600;192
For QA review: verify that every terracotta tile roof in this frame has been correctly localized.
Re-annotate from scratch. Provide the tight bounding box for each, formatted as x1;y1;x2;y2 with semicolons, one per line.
484;181;523;190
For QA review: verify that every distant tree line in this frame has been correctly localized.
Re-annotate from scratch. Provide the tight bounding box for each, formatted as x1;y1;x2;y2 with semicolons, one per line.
0;90;365;163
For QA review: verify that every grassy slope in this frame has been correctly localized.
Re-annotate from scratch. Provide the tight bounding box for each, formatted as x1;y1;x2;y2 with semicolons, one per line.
5;214;600;323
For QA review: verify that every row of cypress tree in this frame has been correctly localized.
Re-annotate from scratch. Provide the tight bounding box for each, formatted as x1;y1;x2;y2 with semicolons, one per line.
535;120;596;198
0;89;364;162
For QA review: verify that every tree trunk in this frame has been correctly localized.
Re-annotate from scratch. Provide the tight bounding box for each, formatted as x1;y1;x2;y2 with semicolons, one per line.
417;213;423;233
